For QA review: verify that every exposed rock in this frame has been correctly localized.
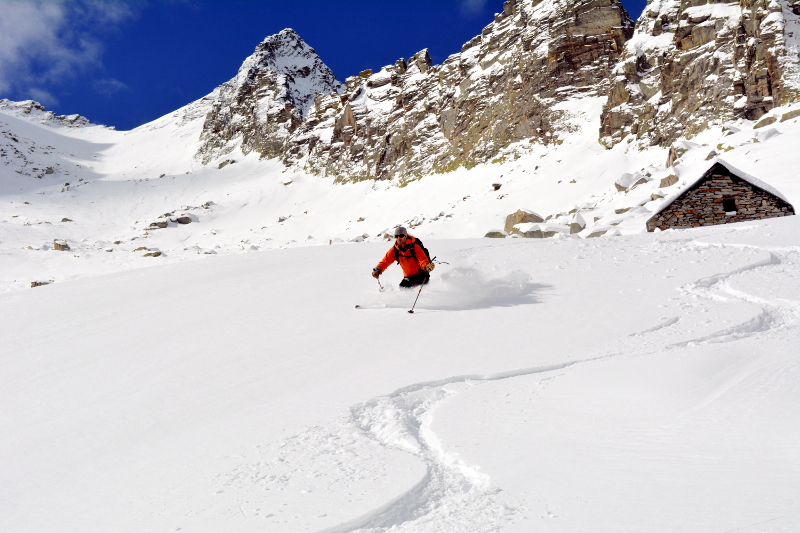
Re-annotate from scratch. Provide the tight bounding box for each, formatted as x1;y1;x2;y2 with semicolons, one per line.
484;231;507;238
196;1;633;182
600;0;800;148
285;0;632;181
615;172;649;191
144;251;163;257
149;221;168;229
659;174;679;188
586;228;609;238
218;159;236;169
174;216;192;224
504;208;544;234
780;108;800;121
0;99;93;128
515;223;571;238
61;217;72;222
569;212;587;234
31;281;51;288
754;115;778;128
196;29;343;164
53;240;70;251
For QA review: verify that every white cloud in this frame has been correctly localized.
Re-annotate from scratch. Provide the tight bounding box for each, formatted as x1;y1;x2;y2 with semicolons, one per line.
93;78;129;97
26;87;59;107
0;1;135;102
460;0;489;17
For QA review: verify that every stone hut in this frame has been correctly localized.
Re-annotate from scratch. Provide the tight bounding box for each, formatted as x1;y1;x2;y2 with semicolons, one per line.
646;160;794;232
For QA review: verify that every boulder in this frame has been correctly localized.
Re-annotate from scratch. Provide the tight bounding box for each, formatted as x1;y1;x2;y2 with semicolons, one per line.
504;209;544;234
569;213;587;234
666;142;698;167
615;173;648;191
53;240;70;251
659;174;679;188
174;216;192;224
484;231;507;238
779;108;800;122
754;115;777;129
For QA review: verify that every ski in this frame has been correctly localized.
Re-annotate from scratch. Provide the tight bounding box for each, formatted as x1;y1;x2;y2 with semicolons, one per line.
355;303;387;310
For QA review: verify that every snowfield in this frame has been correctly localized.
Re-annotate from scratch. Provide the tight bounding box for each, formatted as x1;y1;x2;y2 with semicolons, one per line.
1;95;800;532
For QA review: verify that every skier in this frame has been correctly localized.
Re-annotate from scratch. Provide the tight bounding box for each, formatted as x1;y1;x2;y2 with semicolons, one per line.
372;227;434;288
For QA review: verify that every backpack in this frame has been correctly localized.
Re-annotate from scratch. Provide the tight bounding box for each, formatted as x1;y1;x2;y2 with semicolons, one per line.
395;237;432;265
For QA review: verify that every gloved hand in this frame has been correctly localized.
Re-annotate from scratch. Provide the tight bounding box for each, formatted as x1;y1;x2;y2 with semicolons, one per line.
423;262;435;272
372;267;381;279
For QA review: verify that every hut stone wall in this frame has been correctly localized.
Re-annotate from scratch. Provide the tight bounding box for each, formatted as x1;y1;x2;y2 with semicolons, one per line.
646;170;794;231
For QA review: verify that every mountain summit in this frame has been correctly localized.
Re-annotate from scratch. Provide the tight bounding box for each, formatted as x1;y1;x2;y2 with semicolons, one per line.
195;0;634;179
196;28;343;164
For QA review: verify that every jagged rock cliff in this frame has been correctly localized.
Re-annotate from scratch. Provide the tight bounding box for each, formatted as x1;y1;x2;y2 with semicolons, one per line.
196;29;342;164
282;0;633;181
599;0;800;148
196;0;633;180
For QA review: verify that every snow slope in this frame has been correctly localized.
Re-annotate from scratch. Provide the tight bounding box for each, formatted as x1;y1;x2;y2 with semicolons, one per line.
1;89;800;532
2;218;799;532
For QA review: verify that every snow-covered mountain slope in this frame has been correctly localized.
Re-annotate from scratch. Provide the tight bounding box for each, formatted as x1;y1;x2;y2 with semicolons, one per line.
2;3;800;530
2;94;800;293
2;216;798;532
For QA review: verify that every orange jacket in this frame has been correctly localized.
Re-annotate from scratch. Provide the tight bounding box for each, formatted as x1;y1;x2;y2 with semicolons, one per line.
376;236;431;277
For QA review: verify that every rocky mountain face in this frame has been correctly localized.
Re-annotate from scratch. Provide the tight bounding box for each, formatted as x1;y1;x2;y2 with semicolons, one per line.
600;0;800;148
280;0;633;181
193;0;800;179
196;0;633;180
196;29;342;164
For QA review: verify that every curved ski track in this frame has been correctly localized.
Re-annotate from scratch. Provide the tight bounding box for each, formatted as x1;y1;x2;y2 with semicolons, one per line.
216;240;799;533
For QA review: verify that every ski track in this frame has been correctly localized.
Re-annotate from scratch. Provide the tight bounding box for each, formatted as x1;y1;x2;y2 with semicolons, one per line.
671;242;800;347
211;240;799;533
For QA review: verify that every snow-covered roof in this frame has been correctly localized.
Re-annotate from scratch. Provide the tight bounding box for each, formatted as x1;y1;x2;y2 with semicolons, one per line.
647;158;794;223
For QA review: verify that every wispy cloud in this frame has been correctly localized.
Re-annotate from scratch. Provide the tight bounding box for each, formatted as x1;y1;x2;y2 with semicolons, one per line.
0;1;136;103
93;77;129;97
26;87;59;107
460;0;489;18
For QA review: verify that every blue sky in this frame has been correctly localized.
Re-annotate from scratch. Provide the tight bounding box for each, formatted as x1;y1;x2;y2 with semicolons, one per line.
0;0;647;131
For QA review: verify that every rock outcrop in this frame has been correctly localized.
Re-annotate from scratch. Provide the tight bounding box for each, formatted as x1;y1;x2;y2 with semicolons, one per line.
600;0;800;148
282;0;633;181
195;0;633;180
0;99;94;128
196;29;343;164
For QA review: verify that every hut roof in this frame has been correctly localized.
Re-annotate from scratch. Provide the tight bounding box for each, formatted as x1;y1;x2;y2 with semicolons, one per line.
648;159;794;222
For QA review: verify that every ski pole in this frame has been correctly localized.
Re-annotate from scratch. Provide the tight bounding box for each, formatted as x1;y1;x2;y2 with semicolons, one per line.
408;282;424;314
376;277;384;291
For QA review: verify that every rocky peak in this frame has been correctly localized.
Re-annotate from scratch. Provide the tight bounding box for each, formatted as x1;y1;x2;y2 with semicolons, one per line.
278;0;633;181
0;99;95;128
599;0;800;148
196;28;342;164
